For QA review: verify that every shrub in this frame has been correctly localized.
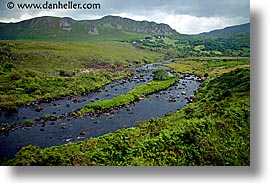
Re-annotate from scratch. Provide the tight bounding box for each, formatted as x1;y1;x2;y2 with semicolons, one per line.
2;62;14;72
9;71;22;80
153;69;170;81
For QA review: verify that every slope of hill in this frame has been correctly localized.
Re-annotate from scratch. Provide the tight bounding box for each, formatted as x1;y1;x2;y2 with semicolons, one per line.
0;16;178;41
198;23;250;37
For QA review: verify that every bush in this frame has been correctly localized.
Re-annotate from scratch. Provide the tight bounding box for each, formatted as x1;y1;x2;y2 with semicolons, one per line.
59;70;75;77
2;62;14;72
153;69;170;81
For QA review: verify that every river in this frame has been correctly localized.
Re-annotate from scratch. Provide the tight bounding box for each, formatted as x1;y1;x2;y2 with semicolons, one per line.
0;60;201;159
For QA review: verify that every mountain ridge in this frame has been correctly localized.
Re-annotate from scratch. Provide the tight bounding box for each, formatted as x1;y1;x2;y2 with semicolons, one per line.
0;15;178;41
198;23;250;36
0;16;250;41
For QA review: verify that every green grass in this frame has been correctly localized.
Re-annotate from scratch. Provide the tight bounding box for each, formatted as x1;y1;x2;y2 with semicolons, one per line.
162;37;177;45
2;68;250;166
1;40;163;75
194;45;205;51
0;70;115;110
165;57;250;77
79;76;178;114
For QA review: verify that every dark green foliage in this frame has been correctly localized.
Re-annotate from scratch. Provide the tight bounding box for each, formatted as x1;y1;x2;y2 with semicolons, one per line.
131;29;249;58
2;62;14;72
59;70;75;77
152;69;169;81
3;68;250;166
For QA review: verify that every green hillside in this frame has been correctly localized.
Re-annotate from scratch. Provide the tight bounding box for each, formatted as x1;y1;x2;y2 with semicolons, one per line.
0;16;178;42
198;23;250;37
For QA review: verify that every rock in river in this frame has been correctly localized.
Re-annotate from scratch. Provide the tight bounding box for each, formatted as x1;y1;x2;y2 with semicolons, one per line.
35;106;44;112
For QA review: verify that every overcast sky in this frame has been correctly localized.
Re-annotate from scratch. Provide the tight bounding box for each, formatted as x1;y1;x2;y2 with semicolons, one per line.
0;0;250;34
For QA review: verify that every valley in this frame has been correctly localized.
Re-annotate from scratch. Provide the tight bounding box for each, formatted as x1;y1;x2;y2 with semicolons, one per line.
0;15;250;166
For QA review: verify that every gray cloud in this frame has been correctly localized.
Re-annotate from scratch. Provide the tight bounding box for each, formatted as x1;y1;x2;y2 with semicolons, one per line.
0;0;250;34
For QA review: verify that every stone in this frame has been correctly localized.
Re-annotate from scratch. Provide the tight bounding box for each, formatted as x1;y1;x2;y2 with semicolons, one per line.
35;106;43;112
61;123;66;129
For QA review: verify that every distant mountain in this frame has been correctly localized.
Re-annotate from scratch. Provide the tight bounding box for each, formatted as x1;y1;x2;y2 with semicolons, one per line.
96;15;178;35
0;16;178;41
198;23;250;37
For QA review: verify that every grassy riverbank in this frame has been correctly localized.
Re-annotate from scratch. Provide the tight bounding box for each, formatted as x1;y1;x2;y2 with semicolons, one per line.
2;67;250;166
165;57;250;77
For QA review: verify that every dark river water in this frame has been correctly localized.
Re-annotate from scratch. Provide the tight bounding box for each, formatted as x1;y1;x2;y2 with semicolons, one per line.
0;60;201;159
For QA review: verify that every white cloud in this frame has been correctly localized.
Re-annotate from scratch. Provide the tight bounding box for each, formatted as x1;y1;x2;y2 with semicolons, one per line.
109;12;249;34
160;14;248;34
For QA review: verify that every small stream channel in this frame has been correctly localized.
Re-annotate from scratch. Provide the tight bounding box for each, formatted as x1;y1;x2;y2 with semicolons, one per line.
0;59;202;159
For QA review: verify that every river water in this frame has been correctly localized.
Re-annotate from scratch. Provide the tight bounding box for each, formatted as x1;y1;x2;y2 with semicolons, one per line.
0;60;201;159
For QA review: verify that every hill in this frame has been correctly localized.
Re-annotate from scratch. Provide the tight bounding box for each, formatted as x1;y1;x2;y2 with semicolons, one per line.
0;16;178;41
198;23;250;37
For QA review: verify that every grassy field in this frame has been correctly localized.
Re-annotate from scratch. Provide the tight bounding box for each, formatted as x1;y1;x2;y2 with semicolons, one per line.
0;40;164;111
0;40;163;75
165;57;250;77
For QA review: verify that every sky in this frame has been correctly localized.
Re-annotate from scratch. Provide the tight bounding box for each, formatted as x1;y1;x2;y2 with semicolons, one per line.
0;0;250;34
